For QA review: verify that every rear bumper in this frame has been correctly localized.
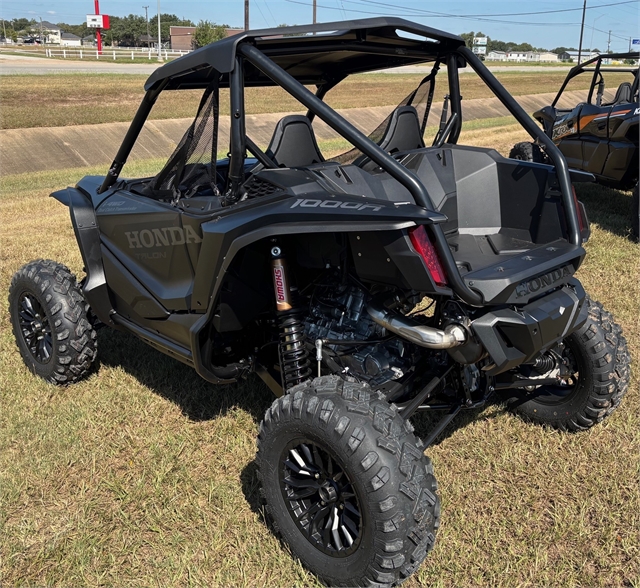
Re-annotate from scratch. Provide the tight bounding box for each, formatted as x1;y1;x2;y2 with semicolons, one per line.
471;278;587;375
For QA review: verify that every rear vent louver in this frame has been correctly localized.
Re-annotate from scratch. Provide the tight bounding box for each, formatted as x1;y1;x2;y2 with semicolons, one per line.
243;177;283;199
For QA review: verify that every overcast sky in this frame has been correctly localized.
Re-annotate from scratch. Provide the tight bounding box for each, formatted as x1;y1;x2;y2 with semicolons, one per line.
2;0;638;52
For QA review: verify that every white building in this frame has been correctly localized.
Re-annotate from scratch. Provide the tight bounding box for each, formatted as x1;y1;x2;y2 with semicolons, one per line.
558;50;600;63
36;21;61;44
60;32;81;47
487;50;507;61
487;50;558;62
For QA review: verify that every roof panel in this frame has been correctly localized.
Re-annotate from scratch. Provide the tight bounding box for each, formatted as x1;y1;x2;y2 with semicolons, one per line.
145;17;463;91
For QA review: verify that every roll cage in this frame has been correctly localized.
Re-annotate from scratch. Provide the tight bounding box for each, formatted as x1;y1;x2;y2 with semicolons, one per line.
98;17;583;307
551;52;639;109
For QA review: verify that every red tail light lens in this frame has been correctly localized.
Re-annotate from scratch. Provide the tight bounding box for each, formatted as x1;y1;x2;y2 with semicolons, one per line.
408;225;447;286
571;185;585;234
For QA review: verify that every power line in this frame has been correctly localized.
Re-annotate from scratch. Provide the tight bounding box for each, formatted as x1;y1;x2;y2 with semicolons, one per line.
351;0;637;19
283;0;585;26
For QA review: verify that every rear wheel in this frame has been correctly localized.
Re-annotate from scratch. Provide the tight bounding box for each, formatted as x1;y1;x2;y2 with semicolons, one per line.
509;142;548;163
505;297;629;431
8;260;97;385
257;376;440;587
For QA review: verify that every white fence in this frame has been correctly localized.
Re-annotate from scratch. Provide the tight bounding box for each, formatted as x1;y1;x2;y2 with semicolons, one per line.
43;47;190;60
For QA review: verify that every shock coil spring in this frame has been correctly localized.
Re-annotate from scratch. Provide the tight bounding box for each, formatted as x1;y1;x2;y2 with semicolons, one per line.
279;312;312;390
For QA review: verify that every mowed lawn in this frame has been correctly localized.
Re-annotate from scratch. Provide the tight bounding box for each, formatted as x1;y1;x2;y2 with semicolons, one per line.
1;70;631;130
0;135;638;586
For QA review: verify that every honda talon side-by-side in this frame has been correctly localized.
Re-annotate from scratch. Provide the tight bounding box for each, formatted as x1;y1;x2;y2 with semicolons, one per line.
509;52;639;240
9;19;630;587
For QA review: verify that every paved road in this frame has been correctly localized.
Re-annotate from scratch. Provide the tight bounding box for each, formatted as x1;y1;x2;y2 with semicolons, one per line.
0;52;572;76
0;53;163;75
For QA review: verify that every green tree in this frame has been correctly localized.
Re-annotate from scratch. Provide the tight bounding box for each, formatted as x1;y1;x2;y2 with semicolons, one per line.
193;20;228;48
5;27;18;41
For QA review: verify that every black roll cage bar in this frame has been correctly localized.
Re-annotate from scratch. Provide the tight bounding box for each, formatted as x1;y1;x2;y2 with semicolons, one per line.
99;41;582;307
551;52;639;108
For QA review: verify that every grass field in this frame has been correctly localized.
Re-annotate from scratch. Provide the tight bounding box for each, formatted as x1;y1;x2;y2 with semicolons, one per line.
1;122;638;586
1;70;631;130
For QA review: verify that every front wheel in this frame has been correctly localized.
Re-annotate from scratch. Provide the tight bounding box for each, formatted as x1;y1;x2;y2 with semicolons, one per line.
8;259;97;385
257;376;440;587
505;297;629;431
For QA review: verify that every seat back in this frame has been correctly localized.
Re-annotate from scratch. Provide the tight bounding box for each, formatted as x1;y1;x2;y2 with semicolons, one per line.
378;105;425;154
609;82;632;105
266;115;324;168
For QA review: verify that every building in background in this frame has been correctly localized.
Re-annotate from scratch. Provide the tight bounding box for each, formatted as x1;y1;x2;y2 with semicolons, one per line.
487;50;559;62
558;50;600;62
170;26;244;51
35;21;61;44
60;32;82;47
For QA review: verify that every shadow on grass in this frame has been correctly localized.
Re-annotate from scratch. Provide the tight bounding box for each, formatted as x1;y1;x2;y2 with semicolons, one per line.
97;328;275;423
575;183;636;241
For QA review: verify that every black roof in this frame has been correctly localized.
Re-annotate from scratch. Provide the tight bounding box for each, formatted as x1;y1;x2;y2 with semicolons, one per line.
145;17;464;91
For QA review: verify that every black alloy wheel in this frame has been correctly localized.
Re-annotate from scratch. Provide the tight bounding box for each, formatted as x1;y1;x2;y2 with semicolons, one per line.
9;259;98;384
281;439;362;557
17;292;53;364
257;376;440;587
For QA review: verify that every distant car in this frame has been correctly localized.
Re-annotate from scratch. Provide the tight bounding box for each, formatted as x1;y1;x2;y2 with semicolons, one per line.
510;52;639;240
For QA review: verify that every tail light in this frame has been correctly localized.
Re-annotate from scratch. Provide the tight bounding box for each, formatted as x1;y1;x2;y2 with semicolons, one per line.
571;185;590;242
408;225;447;287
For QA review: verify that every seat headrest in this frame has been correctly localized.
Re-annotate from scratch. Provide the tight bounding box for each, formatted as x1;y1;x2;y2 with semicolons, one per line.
266;115;324;168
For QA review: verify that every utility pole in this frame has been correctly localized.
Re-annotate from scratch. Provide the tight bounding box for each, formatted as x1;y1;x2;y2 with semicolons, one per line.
94;0;102;55
607;30;611;53
157;0;162;61
313;0;317;25
143;5;150;47
577;0;586;64
244;0;249;31
39;17;43;45
2;19;7;41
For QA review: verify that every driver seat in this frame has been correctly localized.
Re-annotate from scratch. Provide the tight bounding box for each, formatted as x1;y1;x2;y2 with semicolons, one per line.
265;115;325;168
609;82;632;105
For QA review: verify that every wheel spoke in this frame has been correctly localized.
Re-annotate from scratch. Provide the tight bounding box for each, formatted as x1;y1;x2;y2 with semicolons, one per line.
284;458;311;476
281;440;362;557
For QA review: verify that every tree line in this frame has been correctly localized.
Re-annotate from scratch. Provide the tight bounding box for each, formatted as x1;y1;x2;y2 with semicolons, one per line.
1;16;231;48
459;31;601;55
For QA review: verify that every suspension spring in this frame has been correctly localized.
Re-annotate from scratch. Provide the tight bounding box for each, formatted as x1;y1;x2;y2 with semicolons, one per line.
271;244;311;390
279;313;312;389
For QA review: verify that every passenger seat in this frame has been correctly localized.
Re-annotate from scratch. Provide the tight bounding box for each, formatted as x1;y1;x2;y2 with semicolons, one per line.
265;115;325;168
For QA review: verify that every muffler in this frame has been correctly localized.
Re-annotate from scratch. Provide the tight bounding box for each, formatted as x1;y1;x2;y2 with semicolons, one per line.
366;302;466;349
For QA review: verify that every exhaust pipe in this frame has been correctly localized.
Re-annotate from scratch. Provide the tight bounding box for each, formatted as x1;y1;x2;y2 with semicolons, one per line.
367;302;466;349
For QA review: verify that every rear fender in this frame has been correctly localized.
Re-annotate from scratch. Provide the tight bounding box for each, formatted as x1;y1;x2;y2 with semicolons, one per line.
188;192;448;351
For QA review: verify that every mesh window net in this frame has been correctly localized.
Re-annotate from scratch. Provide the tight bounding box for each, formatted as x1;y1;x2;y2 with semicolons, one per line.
329;60;441;165
145;80;220;200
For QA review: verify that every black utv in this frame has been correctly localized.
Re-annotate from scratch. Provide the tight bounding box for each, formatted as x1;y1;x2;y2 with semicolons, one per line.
509;52;639;239
9;19;630;588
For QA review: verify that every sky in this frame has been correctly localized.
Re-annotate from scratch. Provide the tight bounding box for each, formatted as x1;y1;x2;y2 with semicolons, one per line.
1;0;638;52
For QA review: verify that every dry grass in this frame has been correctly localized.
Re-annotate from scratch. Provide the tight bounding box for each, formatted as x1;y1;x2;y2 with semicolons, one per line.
1;148;638;586
1;71;631;130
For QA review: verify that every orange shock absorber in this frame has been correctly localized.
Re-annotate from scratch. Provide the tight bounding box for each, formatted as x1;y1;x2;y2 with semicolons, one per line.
270;244;311;389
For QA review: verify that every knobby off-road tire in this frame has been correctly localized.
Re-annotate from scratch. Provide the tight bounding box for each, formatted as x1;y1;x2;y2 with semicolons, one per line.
506;297;630;432
9;259;97;385
509;141;548;163
631;183;639;242
257;376;440;587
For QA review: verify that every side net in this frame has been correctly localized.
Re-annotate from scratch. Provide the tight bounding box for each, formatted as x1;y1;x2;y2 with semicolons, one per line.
144;78;220;200
328;60;441;165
